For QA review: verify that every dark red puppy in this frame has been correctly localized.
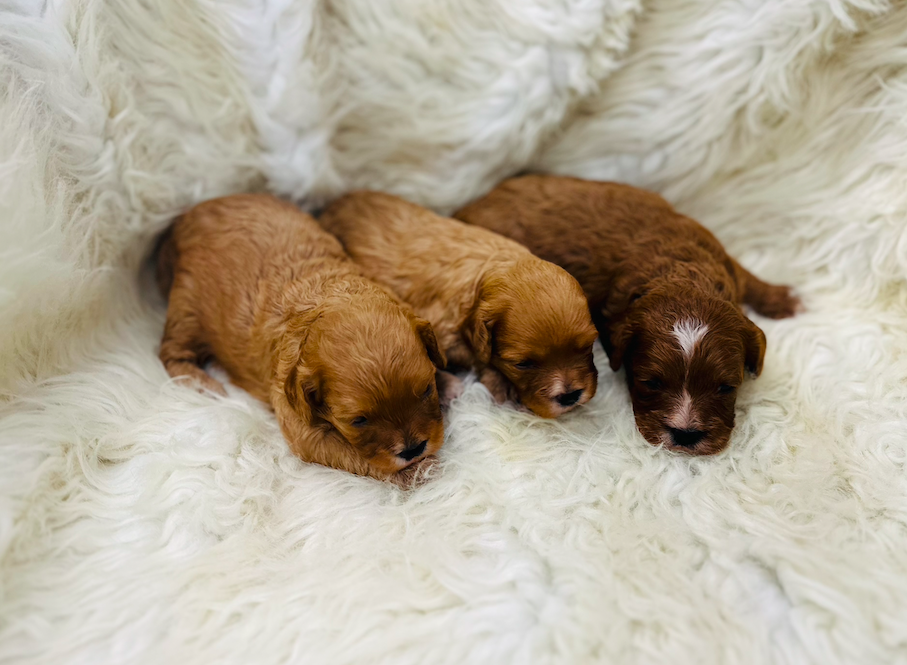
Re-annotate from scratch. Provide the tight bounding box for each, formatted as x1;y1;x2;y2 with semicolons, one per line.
455;174;800;455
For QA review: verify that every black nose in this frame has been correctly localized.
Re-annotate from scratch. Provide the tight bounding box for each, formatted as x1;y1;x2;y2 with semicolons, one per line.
669;428;707;447
556;389;583;407
398;440;427;461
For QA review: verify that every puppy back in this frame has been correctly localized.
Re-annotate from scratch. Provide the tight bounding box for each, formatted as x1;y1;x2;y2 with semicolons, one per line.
320;190;530;261
319;191;417;247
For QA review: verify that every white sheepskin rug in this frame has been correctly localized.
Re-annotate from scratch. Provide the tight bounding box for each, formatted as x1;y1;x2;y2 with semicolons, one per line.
2;0;906;663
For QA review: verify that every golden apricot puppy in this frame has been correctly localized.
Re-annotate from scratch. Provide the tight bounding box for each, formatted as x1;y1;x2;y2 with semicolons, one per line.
157;194;446;484
455;174;801;455
319;191;599;419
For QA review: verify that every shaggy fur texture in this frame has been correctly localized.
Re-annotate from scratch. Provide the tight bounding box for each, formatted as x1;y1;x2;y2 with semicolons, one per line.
454;174;800;455
158;194;445;482
319;191;599;419
2;1;907;664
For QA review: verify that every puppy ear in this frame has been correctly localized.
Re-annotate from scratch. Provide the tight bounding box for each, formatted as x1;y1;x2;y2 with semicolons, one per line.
276;310;326;424
284;364;324;422
466;298;497;366
413;316;446;369
602;269;649;320
606;312;638;372
743;318;767;377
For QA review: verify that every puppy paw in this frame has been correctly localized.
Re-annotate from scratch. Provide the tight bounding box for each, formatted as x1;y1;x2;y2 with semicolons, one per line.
169;367;228;396
194;375;228;397
435;370;464;410
390;455;439;488
478;368;518;405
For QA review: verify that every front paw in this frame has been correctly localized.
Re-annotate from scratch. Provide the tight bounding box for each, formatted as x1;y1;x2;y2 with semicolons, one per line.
178;373;228;397
478;368;518;405
389;455;439;488
435;370;464;410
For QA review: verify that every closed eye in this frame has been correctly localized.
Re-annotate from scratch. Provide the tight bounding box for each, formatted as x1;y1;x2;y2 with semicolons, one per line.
641;378;662;390
351;416;368;427
422;383;434;399
717;384;736;395
515;360;538;370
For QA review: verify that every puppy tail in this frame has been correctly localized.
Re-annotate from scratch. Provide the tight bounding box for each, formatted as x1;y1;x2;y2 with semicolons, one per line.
733;259;802;319
154;222;178;297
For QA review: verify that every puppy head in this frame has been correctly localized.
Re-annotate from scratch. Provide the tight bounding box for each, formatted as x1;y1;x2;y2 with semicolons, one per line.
607;291;766;455
284;302;446;477
468;259;599;418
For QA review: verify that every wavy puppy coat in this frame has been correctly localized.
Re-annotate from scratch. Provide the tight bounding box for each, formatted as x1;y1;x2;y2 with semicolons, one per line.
455;175;800;455
319;191;598;419
158;194;446;483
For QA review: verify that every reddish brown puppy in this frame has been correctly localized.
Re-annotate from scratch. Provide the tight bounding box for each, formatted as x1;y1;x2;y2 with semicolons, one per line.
319;191;599;419
158;194;445;484
455;174;800;455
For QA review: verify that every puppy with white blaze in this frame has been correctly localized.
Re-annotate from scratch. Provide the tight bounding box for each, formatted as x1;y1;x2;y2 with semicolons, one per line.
455;174;801;455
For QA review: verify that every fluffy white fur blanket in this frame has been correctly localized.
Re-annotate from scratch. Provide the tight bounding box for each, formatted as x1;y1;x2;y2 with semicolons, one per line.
2;1;906;663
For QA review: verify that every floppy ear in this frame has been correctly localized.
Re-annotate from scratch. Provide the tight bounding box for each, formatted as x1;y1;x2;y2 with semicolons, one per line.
743;318;767;377
412;316;446;369
466;297;498;366
606;312;638;372
602;268;649;319
284;363;325;423
464;275;505;366
275;309;326;424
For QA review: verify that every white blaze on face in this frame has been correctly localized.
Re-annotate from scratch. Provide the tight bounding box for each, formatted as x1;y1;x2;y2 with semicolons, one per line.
672;319;709;360
668;319;709;431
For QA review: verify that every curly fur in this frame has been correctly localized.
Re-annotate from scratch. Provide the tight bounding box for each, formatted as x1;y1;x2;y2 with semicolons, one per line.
158;194;445;482
319;191;599;419
455;174;801;454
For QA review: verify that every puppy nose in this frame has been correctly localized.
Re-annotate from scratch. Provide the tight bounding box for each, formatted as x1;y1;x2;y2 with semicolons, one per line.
669;428;707;447
398;440;427;461
556;389;583;407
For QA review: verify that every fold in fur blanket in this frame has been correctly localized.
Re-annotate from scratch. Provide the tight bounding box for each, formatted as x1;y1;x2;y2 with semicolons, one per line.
2;1;906;663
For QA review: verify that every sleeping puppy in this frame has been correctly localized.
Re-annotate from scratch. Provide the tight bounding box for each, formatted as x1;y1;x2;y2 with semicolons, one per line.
157;193;446;484
455;174;800;455
318;191;599;419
